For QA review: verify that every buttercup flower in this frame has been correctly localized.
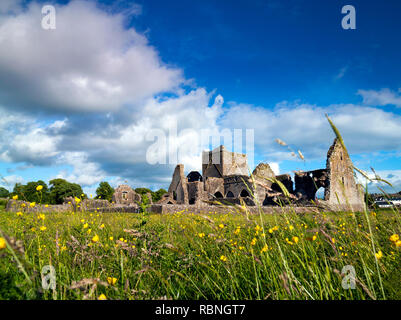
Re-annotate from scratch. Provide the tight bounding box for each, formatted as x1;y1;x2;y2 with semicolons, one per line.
107;277;117;285
92;235;99;243
36;185;43;191
390;234;399;242
220;255;227;262
98;294;107;300
12;195;18;200
375;250;383;259
0;237;6;250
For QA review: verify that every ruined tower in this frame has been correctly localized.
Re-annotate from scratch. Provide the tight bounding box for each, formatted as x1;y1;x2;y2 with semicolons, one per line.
325;138;364;210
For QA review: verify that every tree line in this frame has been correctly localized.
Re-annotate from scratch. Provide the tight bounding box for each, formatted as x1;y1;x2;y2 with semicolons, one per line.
0;179;167;205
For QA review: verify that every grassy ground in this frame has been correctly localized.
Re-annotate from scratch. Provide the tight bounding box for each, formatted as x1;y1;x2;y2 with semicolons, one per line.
0;202;401;300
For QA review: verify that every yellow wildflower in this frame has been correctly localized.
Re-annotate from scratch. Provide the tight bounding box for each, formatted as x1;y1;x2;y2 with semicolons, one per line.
83;223;88;229
39;226;47;231
251;238;257;246
92;234;99;243
220;255;227;262
198;233;205;238
12;195;18;200
219;224;224;229
312;235;317;241
30;202;36;207
107;277;117;285
109;236;113;241
390;234;399;242
375;250;383;260
292;236;299;244
98;294;107;300
100;224;105;229
0;237;6;250
261;244;268;253
16;211;23;216
395;241;401;248
36;185;43;191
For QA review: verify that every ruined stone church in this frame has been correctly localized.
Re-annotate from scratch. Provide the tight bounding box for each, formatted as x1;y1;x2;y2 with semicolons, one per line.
157;139;364;212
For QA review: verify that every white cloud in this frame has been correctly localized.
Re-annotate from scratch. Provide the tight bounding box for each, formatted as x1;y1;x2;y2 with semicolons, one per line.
0;0;23;14
220;101;401;160
334;66;348;80
358;88;401;108
0;175;25;190
0;0;182;113
269;162;280;175
54;151;106;187
356;169;401;193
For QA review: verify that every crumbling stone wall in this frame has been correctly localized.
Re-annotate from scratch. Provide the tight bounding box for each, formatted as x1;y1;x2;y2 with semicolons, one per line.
294;169;328;201
223;175;253;199
167;164;189;204
325;138;364;210
112;185;141;205
202;145;248;178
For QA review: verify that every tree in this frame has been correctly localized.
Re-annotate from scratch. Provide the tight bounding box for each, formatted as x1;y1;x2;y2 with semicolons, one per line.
152;188;167;202
23;180;49;203
135;188;152;196
0;187;9;198
96;182;114;202
49;178;84;204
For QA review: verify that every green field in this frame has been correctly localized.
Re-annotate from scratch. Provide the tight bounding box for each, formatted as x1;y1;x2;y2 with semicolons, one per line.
0;201;401;300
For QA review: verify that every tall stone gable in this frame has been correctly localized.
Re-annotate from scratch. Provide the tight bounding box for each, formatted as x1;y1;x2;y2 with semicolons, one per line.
325;138;364;210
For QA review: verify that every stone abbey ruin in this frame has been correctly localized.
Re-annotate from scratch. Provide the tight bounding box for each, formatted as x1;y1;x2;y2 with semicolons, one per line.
153;138;364;213
6;138;364;214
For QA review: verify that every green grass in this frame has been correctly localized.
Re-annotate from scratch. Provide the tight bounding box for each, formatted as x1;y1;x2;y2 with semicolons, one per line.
0;203;401;300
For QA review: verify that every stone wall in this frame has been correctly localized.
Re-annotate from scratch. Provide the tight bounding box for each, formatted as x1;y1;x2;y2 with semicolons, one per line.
112;185;141;205
149;204;321;215
325;138;364;211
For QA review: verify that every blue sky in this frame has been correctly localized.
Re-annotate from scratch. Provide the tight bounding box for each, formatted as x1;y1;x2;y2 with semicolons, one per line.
1;0;401;194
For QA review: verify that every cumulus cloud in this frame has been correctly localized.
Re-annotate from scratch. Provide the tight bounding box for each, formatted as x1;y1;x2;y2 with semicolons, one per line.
356;169;401;193
0;175;25;190
358;88;401;108
220;101;401;161
0;0;182;113
0;0;23;14
54;151;106;186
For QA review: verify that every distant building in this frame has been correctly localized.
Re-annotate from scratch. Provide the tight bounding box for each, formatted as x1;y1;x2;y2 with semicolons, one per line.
112;185;141;205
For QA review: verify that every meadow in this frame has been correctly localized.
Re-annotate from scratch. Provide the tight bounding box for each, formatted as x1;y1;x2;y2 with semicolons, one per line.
0;200;400;300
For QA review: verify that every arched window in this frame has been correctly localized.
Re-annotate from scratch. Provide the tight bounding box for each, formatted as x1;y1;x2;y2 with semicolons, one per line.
214;191;223;198
240;189;250;197
226;191;234;198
